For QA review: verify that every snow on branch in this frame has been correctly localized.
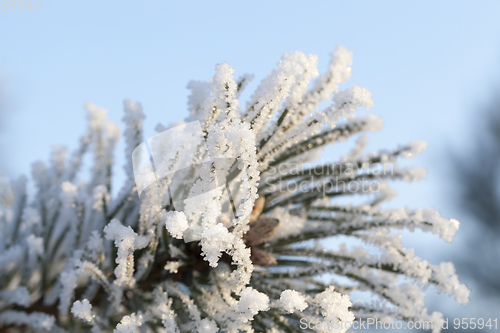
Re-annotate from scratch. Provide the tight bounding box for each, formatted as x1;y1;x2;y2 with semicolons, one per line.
0;47;468;333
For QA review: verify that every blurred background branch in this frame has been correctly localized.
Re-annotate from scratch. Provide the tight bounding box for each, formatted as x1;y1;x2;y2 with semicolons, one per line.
452;90;500;296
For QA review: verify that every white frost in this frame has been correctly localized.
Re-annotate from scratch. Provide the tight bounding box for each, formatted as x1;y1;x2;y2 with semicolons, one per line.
71;299;94;322
280;290;308;313
161;211;189;239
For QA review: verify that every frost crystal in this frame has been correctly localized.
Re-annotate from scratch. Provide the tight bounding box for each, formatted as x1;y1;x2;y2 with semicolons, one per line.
201;223;235;267
315;287;354;331
161;211;188;239
115;313;145;333
71;299;94;322
237;287;270;321
279;290;308;313
198;318;219;333
104;219;149;287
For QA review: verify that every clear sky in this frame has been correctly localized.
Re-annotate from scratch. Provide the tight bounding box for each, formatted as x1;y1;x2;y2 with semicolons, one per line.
1;0;500;320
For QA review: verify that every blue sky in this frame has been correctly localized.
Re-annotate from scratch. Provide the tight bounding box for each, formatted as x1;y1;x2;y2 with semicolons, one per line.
1;0;500;319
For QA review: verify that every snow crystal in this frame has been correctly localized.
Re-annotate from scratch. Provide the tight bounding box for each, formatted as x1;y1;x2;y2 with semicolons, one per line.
280;290;308;313
201;223;235;267
123;99;145;179
161;211;189;239
104;219;149;287
309;46;353;103
164;261;181;274
71;299;94;322
198;318;218;333
210;62;239;122
331;84;374;121
421;208;460;243
115;313;145;333
236;287;270;322
433;262;470;304
154;289;179;333
430;312;445;333
315;286;354;332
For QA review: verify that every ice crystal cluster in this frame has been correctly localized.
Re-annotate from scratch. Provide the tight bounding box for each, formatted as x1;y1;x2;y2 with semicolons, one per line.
0;47;469;332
